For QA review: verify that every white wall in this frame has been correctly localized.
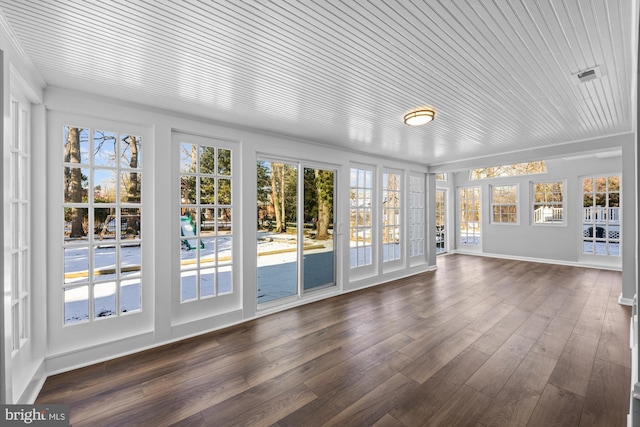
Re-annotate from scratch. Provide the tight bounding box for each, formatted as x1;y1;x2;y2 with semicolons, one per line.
453;155;622;267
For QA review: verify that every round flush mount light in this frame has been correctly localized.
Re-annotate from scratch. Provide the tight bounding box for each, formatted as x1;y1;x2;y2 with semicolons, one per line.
403;108;435;126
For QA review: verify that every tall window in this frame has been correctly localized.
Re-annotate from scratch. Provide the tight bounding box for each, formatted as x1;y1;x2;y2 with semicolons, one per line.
350;167;373;268
459;187;481;246
179;143;233;302
382;171;401;262
63;127;142;324
491;185;518;224
408;174;425;257
436;190;446;254
532;181;564;224
582;176;621;256
10;98;29;350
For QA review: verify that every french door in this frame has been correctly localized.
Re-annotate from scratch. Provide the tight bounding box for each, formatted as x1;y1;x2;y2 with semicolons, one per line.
257;159;336;306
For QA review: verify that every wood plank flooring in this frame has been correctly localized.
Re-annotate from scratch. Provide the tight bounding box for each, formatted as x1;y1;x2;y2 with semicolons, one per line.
36;255;632;426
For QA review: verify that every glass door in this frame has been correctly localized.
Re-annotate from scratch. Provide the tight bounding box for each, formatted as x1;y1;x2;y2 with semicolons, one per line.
257;161;335;306
256;161;298;304
303;167;335;292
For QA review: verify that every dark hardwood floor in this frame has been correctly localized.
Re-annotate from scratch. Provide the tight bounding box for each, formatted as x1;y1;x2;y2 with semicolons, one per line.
36;254;632;426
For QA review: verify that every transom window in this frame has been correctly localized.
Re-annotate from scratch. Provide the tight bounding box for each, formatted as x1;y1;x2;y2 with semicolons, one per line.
382;171;401;262
179;142;233;302
63;127;142;324
471;161;546;179
491;185;518;224
350;167;373;268
532;181;564;224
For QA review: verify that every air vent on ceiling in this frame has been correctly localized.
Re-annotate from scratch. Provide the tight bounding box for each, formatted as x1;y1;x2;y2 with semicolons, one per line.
575;66;601;83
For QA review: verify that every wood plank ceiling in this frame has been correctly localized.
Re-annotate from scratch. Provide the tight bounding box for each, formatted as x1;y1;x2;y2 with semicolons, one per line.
0;0;635;165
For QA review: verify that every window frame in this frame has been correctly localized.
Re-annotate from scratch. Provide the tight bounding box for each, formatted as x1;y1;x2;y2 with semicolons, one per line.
178;141;234;303
172;132;240;324
531;180;566;226
47;111;154;355
408;172;426;260
381;169;403;268
458;186;481;248
580;175;621;257
9;95;30;353
349;165;375;271
490;184;519;225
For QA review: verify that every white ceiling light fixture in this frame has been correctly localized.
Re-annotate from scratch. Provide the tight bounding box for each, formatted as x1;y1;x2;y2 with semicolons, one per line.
404;108;435;126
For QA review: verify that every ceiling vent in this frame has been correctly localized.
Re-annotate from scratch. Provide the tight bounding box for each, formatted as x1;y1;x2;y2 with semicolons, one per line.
575;66;601;83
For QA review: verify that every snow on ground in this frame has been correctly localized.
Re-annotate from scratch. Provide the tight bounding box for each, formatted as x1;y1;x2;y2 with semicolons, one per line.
64;231;618;323
64;233;336;322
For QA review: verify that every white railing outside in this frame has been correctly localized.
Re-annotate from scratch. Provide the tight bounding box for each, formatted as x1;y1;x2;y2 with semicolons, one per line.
533;206;563;223
583;206;620;223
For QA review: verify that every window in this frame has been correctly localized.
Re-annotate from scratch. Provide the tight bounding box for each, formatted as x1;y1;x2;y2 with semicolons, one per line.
532;181;564;224
459;187;481;246
582;176;620;256
435;173;447;181
10;98;29;350
350;167;373;268
470;161;546;179
436;190;446;254
382;171;401;262
179;143;233;302
408;174;425;257
491;185;518;224
63;127;142;324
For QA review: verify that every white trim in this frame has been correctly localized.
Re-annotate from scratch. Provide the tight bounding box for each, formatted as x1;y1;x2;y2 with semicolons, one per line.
451;249;622;271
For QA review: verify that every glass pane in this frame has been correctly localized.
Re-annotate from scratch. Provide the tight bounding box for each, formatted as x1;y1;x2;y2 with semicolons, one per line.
95;207;116;240
181;270;197;302
94;245;116;280
94;131;117;167
64;167;89;204
121;279;141;313
219;208;232;233
201;208;215;233
608;176;620;191
180;208;200;251
64;207;89;240
181;176;196;204
94;282;116;319
199;146;216;174
121;171;142;203
94;169;118;202
65;285;89;324
218;148;231;175
121;243;142;278
121;208;141;240
180;143;197;173
218;237;232;263
257;161;298;304
304;168;335;291
218;178;231;205
595;177;607;192
200;177;215;204
120;135;141;169
218;266;232;294
201;268;215;297
64;127;89;165
64;246;89;284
